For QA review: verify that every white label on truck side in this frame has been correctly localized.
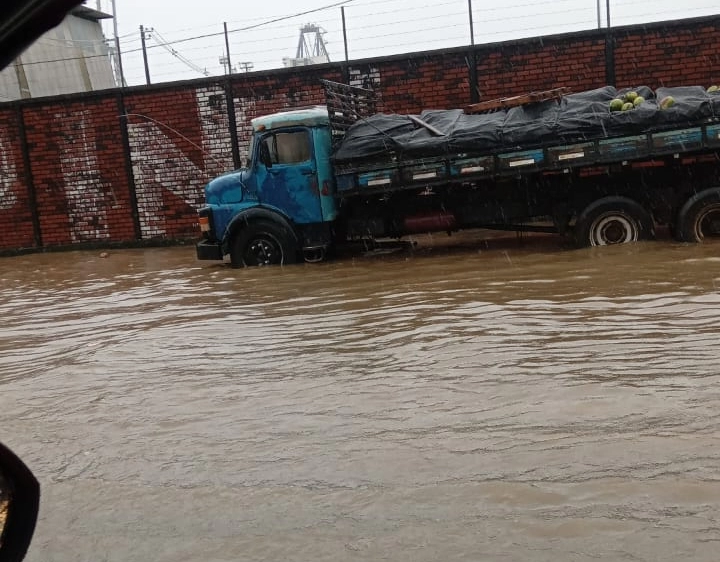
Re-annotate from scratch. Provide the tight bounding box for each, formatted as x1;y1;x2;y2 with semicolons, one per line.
508;158;535;167
413;172;438;180
558;152;585;161
460;166;486;174
368;178;392;186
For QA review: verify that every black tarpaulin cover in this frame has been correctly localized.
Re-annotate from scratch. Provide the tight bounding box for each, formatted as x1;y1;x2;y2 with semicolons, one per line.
332;85;720;164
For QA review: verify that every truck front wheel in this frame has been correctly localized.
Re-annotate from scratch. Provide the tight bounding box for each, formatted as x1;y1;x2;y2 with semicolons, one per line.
675;188;720;242
230;220;298;267
574;196;653;247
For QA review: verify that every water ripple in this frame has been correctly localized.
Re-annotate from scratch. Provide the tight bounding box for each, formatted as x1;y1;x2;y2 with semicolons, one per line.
2;243;720;561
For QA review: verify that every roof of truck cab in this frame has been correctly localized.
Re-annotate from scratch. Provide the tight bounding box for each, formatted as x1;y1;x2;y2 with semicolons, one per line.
251;106;329;132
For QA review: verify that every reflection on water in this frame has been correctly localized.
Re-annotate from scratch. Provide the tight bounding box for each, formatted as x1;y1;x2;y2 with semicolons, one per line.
1;236;720;561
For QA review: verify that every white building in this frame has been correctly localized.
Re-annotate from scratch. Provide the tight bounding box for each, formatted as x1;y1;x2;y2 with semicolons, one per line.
0;4;116;101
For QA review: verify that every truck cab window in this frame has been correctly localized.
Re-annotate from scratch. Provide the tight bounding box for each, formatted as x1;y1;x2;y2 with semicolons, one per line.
262;131;311;165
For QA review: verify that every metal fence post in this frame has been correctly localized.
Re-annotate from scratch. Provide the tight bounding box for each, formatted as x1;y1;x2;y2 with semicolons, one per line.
116;93;142;240
16;105;42;248
468;0;475;46
342;6;349;62
606;0;611;27
468;0;479;103
223;22;233;74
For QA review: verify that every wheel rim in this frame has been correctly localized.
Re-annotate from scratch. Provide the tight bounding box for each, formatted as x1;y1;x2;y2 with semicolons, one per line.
243;235;283;266
589;213;638;246
694;204;720;241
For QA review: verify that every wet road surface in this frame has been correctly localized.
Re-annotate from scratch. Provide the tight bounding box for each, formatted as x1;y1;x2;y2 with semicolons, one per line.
2;234;720;561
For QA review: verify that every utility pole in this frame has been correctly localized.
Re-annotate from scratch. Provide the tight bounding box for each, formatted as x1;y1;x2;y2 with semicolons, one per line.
114;35;125;87
109;0;125;86
140;25;151;85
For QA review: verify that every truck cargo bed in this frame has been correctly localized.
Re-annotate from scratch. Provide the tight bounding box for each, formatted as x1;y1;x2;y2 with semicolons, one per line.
334;122;720;196
322;80;720;196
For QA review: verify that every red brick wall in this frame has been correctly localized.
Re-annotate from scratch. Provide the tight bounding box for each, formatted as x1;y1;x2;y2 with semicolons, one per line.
23;95;135;246
0;107;34;250
123;85;233;240
369;52;472;113
475;36;607;100
614;23;720;87
1;15;720;254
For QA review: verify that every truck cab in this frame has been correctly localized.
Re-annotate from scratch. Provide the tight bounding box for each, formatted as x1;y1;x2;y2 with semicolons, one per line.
196;106;336;267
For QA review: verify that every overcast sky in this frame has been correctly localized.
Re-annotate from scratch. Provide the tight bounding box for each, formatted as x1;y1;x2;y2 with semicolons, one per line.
89;0;719;86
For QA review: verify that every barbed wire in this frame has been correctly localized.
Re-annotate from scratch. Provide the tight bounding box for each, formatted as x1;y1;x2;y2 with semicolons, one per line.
18;4;718;69
1;0;717;98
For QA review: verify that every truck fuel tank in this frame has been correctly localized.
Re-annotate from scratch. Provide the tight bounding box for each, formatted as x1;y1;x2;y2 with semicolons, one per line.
403;212;457;234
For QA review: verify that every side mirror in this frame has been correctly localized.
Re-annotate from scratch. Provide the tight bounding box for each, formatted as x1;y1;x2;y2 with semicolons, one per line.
259;141;273;169
0;443;40;562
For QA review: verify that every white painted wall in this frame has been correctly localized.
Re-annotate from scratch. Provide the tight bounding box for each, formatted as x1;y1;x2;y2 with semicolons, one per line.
0;12;116;101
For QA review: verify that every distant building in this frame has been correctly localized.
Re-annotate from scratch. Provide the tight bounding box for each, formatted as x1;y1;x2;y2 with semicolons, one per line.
283;24;330;68
0;5;116;101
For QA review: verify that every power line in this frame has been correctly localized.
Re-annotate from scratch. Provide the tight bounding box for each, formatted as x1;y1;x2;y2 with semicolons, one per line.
156;16;340;42
5;1;719;85
141;0;360;49
39;36;109;45
13;47;142;67
348;4;596;33
150;29;210;77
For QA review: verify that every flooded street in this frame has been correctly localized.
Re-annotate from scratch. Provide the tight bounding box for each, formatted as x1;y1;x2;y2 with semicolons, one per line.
2;235;720;561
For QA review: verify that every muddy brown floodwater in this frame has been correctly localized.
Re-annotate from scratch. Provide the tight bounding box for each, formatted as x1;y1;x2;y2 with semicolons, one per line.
1;233;720;562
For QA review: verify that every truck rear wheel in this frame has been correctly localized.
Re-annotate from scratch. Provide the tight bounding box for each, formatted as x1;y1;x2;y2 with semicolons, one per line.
574;196;653;247
675;188;720;243
230;220;298;267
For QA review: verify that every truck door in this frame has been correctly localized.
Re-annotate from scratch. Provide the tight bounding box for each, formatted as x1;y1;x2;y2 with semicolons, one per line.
256;128;323;224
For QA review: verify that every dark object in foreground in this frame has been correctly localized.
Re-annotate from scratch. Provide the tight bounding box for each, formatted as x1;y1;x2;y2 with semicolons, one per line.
1;3;82;555
0;0;84;69
0;443;40;562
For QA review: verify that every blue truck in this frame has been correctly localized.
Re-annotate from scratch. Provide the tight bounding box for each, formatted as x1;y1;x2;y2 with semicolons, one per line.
196;80;720;267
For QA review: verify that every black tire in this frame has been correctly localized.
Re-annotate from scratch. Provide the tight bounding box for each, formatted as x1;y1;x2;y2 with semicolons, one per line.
675;188;720;243
574;196;654;247
230;220;298;267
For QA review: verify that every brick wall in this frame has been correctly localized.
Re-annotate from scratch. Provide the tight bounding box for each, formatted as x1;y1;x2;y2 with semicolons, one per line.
23;95;135;246
614;22;720;87
1;15;720;254
475;36;608;100
370;52;473;113
0;107;34;250
124;85;234;240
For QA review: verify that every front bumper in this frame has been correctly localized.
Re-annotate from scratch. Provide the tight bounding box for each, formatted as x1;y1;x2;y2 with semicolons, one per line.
196;240;224;261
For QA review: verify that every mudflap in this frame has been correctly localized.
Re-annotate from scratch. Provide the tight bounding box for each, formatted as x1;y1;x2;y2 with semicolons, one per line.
196;240;224;260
